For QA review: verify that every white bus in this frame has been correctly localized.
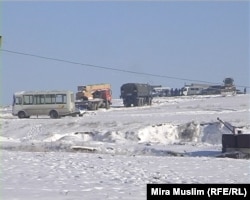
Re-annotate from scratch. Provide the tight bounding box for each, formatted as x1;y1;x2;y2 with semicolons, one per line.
12;90;76;118
182;86;203;96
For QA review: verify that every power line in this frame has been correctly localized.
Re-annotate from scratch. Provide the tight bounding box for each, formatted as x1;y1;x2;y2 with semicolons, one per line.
0;48;249;88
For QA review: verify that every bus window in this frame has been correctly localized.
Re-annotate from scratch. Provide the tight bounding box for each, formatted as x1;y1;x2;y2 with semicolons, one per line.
14;97;22;105
56;94;67;104
23;95;33;105
45;94;56;104
34;95;45;104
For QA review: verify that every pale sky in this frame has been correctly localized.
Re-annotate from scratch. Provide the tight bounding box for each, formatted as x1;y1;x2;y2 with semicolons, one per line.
1;1;249;105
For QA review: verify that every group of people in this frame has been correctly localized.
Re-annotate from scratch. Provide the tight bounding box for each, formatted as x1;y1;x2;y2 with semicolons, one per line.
170;88;183;96
153;88;183;97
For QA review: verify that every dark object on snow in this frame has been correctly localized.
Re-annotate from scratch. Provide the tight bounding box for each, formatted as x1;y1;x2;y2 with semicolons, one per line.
217;117;250;156
120;83;153;107
216;151;250;159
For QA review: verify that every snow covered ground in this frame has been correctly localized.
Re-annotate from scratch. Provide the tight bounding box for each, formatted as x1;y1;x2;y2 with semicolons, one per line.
1;94;250;199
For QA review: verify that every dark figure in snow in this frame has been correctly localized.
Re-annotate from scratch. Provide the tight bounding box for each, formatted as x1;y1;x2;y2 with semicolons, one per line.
174;88;178;96
178;89;181;96
170;88;174;96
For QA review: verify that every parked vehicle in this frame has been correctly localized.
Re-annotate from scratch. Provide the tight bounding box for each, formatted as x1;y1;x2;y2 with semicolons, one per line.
152;86;171;97
182;86;203;96
75;83;112;110
221;77;236;96
217;117;250;158
201;85;222;95
120;83;153;107
12;90;78;118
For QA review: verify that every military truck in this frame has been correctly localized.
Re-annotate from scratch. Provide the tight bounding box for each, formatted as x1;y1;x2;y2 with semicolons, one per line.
120;83;153;107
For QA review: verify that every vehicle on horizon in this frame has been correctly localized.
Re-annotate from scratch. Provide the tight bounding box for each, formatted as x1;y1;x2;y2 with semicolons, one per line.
221;77;237;96
12;90;78;119
201;85;222;95
182;86;204;96
75;83;112;110
152;86;171;97
120;83;153;107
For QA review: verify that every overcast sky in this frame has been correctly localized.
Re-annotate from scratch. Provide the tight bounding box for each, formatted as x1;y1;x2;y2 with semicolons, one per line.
1;1;249;105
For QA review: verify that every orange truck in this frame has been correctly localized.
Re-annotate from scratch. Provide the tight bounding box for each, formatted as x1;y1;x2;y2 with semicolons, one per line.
75;83;112;110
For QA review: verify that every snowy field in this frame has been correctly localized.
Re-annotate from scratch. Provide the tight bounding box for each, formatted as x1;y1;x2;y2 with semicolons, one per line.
1;94;250;199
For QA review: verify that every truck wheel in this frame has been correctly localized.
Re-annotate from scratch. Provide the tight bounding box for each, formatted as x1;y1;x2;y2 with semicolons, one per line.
90;103;98;110
18;111;26;119
141;98;144;106
136;99;140;107
149;98;152;105
135;99;139;107
105;102;110;109
137;98;143;106
49;110;59;119
138;99;142;106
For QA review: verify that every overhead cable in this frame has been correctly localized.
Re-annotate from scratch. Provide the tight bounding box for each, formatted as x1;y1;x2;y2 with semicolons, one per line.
0;48;249;88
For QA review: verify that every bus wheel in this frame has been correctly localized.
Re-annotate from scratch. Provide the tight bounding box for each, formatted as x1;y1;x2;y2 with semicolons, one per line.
18;111;26;119
49;110;59;119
